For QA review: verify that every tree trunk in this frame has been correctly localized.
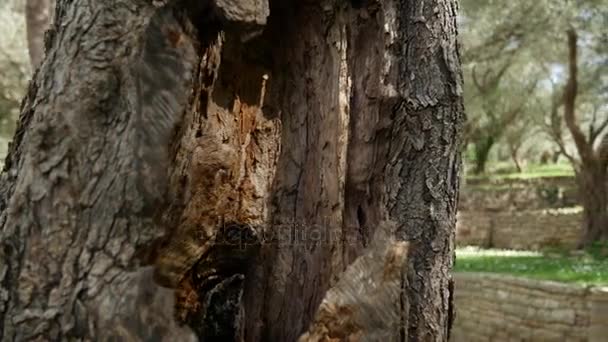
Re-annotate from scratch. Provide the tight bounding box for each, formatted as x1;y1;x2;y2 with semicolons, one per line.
552;150;562;164
577;164;608;248
561;29;608;249
1;1;201;340
1;0;464;341
25;0;55;68
473;135;494;174
510;145;522;173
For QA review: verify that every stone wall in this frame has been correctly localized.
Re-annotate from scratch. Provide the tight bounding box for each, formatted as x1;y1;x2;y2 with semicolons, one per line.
457;176;583;250
451;273;608;342
457;208;583;250
461;176;579;211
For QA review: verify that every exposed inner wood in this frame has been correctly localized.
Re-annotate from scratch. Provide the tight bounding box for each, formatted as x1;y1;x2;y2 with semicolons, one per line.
0;0;463;340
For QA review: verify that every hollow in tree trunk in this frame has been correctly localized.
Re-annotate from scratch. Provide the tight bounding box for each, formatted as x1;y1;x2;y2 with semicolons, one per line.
0;0;464;340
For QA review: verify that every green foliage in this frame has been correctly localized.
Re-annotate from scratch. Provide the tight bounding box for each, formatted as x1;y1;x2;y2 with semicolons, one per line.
461;1;554;173
586;241;608;259
455;247;608;285
460;0;608;173
536;185;561;205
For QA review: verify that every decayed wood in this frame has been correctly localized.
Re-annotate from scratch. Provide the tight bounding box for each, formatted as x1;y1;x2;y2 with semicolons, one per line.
0;0;464;340
151;14;281;336
242;0;463;340
213;0;269;25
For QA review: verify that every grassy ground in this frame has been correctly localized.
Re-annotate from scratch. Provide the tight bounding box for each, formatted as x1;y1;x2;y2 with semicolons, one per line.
466;163;575;181
455;246;608;285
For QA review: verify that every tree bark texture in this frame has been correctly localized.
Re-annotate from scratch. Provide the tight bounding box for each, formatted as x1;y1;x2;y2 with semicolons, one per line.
1;0;464;341
577;164;608;246
1;1;200;340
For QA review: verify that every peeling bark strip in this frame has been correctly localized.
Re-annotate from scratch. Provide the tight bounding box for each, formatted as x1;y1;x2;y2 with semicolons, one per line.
299;221;410;342
0;0;463;341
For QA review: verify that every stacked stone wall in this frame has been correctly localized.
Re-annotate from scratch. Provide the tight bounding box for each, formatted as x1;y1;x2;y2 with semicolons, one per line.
457;208;582;249
457;176;582;250
452;273;608;342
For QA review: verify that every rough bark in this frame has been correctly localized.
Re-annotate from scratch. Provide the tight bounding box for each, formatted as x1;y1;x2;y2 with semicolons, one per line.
1;0;464;341
25;0;55;68
383;1;462;338
577;164;608;246
1;1;200;340
243;1;463;340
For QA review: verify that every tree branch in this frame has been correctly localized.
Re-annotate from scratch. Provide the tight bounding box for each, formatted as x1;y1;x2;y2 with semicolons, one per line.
498;78;537;131
588;104;598;142
471;66;484;92
490;56;515;90
563;29;592;164
541;89;577;166
590;113;608;146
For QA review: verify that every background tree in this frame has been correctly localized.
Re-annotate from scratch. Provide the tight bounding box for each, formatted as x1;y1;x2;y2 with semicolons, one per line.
558;28;608;247
459;0;606;246
0;0;464;341
460;1;549;174
503;101;539;173
527;0;608;247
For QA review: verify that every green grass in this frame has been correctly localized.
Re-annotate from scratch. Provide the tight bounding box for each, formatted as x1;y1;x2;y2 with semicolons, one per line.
467;163;575;182
455;246;608;285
